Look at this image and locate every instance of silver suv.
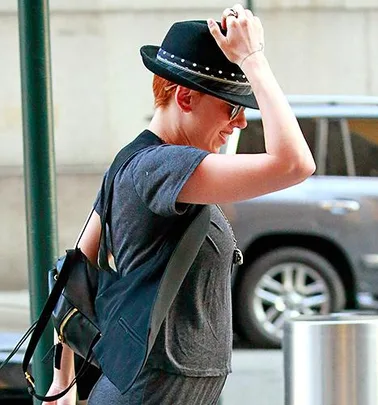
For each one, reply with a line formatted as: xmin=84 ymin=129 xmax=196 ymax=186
xmin=221 ymin=95 xmax=378 ymax=348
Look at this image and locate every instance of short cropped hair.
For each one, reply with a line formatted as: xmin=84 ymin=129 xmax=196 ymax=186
xmin=152 ymin=75 xmax=178 ymax=109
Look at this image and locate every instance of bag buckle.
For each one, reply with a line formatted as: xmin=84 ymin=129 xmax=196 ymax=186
xmin=25 ymin=371 xmax=35 ymax=388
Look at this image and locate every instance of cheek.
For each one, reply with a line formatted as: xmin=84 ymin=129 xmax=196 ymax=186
xmin=196 ymin=105 xmax=228 ymax=135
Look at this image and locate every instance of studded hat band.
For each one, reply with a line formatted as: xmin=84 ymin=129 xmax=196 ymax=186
xmin=156 ymin=48 xmax=253 ymax=96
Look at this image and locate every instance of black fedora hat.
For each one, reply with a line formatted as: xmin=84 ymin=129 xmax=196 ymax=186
xmin=140 ymin=20 xmax=259 ymax=109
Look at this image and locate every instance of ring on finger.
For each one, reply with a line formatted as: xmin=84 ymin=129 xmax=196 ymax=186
xmin=227 ymin=8 xmax=238 ymax=18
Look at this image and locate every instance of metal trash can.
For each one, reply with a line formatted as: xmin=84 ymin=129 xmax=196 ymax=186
xmin=284 ymin=313 xmax=378 ymax=405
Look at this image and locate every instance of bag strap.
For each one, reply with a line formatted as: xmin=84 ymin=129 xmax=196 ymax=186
xmin=25 ymin=325 xmax=99 ymax=402
xmin=21 ymin=248 xmax=90 ymax=401
xmin=147 ymin=204 xmax=210 ymax=357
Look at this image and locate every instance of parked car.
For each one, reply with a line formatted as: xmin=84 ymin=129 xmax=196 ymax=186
xmin=221 ymin=95 xmax=378 ymax=348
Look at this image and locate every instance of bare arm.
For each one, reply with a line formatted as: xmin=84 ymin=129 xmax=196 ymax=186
xmin=178 ymin=5 xmax=315 ymax=204
xmin=77 ymin=210 xmax=102 ymax=264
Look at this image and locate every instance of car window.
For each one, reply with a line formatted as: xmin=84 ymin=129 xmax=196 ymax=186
xmin=348 ymin=119 xmax=378 ymax=177
xmin=236 ymin=118 xmax=378 ymax=177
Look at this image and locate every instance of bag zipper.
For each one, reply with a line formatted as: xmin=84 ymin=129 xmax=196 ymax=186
xmin=58 ymin=308 xmax=78 ymax=343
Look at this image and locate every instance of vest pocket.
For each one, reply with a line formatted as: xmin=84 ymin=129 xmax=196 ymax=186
xmin=118 ymin=316 xmax=145 ymax=347
xmin=92 ymin=315 xmax=148 ymax=394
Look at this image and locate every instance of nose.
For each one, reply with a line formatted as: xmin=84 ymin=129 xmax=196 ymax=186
xmin=232 ymin=109 xmax=247 ymax=129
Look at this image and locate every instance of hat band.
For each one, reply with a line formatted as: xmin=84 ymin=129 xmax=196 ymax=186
xmin=157 ymin=48 xmax=253 ymax=96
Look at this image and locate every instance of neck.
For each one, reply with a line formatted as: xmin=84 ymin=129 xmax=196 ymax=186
xmin=148 ymin=107 xmax=190 ymax=146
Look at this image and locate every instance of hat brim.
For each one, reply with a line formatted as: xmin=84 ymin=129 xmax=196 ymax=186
xmin=140 ymin=45 xmax=259 ymax=110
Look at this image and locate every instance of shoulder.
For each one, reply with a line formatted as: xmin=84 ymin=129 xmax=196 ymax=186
xmin=135 ymin=143 xmax=208 ymax=160
xmin=126 ymin=144 xmax=209 ymax=216
xmin=129 ymin=143 xmax=209 ymax=174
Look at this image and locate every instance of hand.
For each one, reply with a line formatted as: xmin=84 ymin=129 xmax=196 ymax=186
xmin=207 ymin=4 xmax=264 ymax=67
xmin=41 ymin=380 xmax=77 ymax=405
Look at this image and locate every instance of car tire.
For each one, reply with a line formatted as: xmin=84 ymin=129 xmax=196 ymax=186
xmin=234 ymin=247 xmax=346 ymax=348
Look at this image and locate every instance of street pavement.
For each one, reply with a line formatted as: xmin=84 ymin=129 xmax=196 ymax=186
xmin=222 ymin=350 xmax=284 ymax=405
xmin=0 ymin=291 xmax=285 ymax=405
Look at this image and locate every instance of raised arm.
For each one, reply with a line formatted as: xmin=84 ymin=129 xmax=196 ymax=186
xmin=177 ymin=5 xmax=315 ymax=204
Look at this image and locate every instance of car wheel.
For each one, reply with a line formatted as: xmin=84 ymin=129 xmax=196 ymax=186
xmin=235 ymin=247 xmax=346 ymax=348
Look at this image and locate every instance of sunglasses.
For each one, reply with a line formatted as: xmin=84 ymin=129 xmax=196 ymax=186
xmin=227 ymin=102 xmax=245 ymax=120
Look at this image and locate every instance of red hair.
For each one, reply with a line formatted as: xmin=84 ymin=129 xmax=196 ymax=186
xmin=152 ymin=75 xmax=178 ymax=109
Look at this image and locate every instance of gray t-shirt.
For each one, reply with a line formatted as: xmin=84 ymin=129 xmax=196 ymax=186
xmin=95 ymin=130 xmax=234 ymax=377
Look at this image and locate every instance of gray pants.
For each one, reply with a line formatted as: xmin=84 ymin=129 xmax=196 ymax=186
xmin=87 ymin=366 xmax=227 ymax=405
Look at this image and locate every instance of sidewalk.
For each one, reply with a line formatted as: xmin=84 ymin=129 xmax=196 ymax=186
xmin=0 ymin=290 xmax=31 ymax=332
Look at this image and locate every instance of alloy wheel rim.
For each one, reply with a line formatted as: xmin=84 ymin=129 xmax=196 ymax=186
xmin=253 ymin=262 xmax=331 ymax=341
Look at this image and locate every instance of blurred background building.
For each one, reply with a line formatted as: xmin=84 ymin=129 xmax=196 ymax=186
xmin=1 ymin=0 xmax=377 ymax=289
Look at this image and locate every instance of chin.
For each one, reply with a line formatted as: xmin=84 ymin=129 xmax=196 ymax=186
xmin=200 ymin=143 xmax=219 ymax=153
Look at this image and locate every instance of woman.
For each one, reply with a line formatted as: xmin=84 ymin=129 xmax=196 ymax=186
xmin=44 ymin=4 xmax=315 ymax=405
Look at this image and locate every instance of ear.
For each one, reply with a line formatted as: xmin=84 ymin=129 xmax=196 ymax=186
xmin=175 ymin=86 xmax=193 ymax=113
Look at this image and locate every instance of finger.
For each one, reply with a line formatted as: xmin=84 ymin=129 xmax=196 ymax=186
xmin=207 ymin=19 xmax=226 ymax=47
xmin=253 ymin=15 xmax=263 ymax=29
xmin=245 ymin=9 xmax=254 ymax=19
xmin=232 ymin=4 xmax=247 ymax=19
xmin=221 ymin=8 xmax=235 ymax=30
xmin=222 ymin=7 xmax=233 ymax=19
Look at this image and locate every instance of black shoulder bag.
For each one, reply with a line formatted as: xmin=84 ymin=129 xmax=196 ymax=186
xmin=0 ymin=132 xmax=210 ymax=402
